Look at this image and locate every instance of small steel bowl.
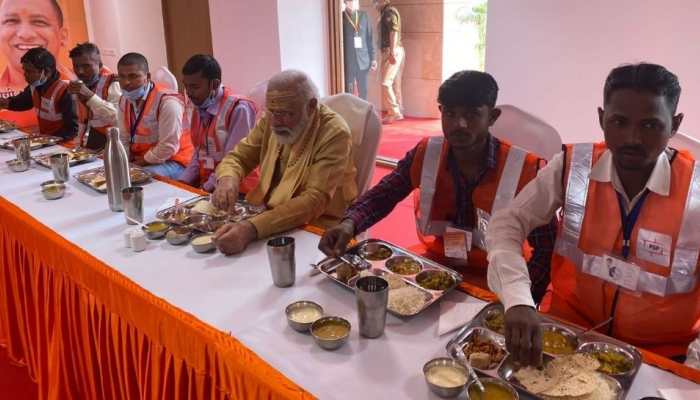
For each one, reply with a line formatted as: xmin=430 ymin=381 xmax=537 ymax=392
xmin=422 ymin=357 xmax=468 ymax=398
xmin=577 ymin=341 xmax=638 ymax=377
xmin=310 ymin=316 xmax=351 ymax=351
xmin=191 ymin=234 xmax=216 ymax=253
xmin=285 ymin=301 xmax=324 ymax=332
xmin=359 ymin=242 xmax=393 ymax=260
xmin=415 ymin=269 xmax=456 ymax=291
xmin=541 ymin=323 xmax=579 ymax=355
xmin=165 ymin=226 xmax=192 ymax=245
xmin=7 ymin=159 xmax=30 ymax=172
xmin=466 ymin=377 xmax=519 ymax=400
xmin=385 ymin=255 xmax=422 ymax=275
xmin=41 ymin=182 xmax=65 ymax=200
xmin=142 ymin=221 xmax=170 ymax=240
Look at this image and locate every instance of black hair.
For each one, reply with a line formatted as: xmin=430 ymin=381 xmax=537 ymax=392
xmin=604 ymin=63 xmax=681 ymax=113
xmin=182 ymin=54 xmax=221 ymax=81
xmin=69 ymin=42 xmax=100 ymax=59
xmin=438 ymin=70 xmax=498 ymax=108
xmin=20 ymin=47 xmax=56 ymax=73
xmin=118 ymin=52 xmax=149 ymax=73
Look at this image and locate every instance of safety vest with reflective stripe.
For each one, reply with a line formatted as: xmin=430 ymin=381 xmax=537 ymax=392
xmin=77 ymin=67 xmax=117 ymax=146
xmin=186 ymin=87 xmax=256 ymax=183
xmin=31 ymin=79 xmax=70 ymax=137
xmin=119 ymin=83 xmax=194 ymax=167
xmin=409 ymin=136 xmax=541 ymax=268
xmin=549 ymin=142 xmax=700 ymax=357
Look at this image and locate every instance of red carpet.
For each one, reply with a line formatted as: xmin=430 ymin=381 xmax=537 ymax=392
xmin=377 ymin=117 xmax=441 ymax=160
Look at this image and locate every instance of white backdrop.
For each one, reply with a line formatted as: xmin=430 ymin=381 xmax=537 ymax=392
xmin=485 ymin=0 xmax=700 ymax=144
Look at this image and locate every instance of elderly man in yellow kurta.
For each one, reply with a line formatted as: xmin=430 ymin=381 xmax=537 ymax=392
xmin=211 ymin=70 xmax=358 ymax=255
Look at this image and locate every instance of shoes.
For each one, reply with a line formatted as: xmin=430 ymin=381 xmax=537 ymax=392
xmin=382 ymin=114 xmax=404 ymax=124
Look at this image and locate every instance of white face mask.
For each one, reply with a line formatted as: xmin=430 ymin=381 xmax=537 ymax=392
xmin=30 ymin=72 xmax=47 ymax=89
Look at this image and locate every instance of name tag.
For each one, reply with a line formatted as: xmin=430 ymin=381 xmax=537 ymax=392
xmin=636 ymin=228 xmax=672 ymax=267
xmin=444 ymin=226 xmax=472 ymax=260
xmin=591 ymin=255 xmax=641 ymax=291
xmin=41 ymin=97 xmax=53 ymax=109
xmin=201 ymin=156 xmax=215 ymax=170
xmin=354 ymin=36 xmax=363 ymax=49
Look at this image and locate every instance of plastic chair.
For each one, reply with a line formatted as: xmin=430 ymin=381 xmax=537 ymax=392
xmin=152 ymin=66 xmax=178 ymax=92
xmin=321 ymin=93 xmax=382 ymax=196
xmin=491 ymin=104 xmax=562 ymax=160
xmin=669 ymin=132 xmax=700 ymax=158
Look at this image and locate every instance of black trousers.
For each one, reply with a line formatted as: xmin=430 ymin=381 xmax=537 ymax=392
xmin=345 ymin=67 xmax=369 ymax=100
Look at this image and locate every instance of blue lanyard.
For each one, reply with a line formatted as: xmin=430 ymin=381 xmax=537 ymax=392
xmin=615 ymin=189 xmax=651 ymax=259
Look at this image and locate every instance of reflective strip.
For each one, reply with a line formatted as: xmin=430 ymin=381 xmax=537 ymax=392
xmin=472 ymin=208 xmax=490 ymax=251
xmin=417 ymin=136 xmax=444 ymax=235
xmin=38 ymin=110 xmax=63 ymax=121
xmin=132 ymin=133 xmax=159 ymax=144
xmin=491 ymin=146 xmax=527 ymax=213
xmin=668 ymin=161 xmax=700 ymax=293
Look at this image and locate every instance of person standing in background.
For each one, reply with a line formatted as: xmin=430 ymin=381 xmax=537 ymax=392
xmin=373 ymin=0 xmax=404 ymax=124
xmin=342 ymin=0 xmax=376 ymax=100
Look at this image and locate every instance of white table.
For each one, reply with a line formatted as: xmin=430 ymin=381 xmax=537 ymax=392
xmin=0 ymin=137 xmax=697 ymax=399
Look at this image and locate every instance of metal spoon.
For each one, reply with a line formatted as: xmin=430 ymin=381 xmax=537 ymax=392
xmin=578 ymin=317 xmax=614 ymax=338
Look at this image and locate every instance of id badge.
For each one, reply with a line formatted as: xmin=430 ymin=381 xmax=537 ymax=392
xmin=592 ymin=254 xmax=641 ymax=291
xmin=202 ymin=156 xmax=215 ymax=170
xmin=354 ymin=36 xmax=363 ymax=49
xmin=443 ymin=226 xmax=472 ymax=260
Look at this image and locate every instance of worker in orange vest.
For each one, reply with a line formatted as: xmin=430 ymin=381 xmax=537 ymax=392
xmin=487 ymin=63 xmax=700 ymax=365
xmin=0 ymin=47 xmax=77 ymax=140
xmin=116 ymin=52 xmax=194 ymax=179
xmin=178 ymin=54 xmax=256 ymax=192
xmin=67 ymin=42 xmax=121 ymax=150
xmin=319 ymin=70 xmax=556 ymax=299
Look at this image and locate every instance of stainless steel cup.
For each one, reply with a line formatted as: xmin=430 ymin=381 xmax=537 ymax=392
xmin=121 ymin=186 xmax=144 ymax=224
xmin=50 ymin=153 xmax=70 ymax=182
xmin=13 ymin=137 xmax=30 ymax=162
xmin=355 ymin=276 xmax=389 ymax=338
xmin=266 ymin=236 xmax=295 ymax=287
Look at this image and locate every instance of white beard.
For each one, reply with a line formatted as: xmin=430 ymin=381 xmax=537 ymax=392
xmin=273 ymin=111 xmax=309 ymax=145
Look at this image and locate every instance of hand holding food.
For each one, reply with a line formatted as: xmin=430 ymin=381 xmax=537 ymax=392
xmin=504 ymin=305 xmax=543 ymax=367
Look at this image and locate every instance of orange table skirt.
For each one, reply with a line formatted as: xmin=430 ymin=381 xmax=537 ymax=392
xmin=0 ymin=195 xmax=315 ymax=400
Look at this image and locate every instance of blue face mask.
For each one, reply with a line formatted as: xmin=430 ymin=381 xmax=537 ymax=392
xmin=123 ymin=83 xmax=149 ymax=101
xmin=30 ymin=73 xmax=47 ymax=89
xmin=198 ymin=91 xmax=216 ymax=111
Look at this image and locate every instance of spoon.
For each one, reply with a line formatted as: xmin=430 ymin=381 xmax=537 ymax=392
xmin=453 ymin=345 xmax=485 ymax=392
xmin=125 ymin=215 xmax=148 ymax=230
xmin=578 ymin=317 xmax=614 ymax=337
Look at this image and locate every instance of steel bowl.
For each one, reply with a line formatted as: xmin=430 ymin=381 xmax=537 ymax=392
xmin=7 ymin=159 xmax=30 ymax=172
xmin=165 ymin=226 xmax=192 ymax=245
xmin=466 ymin=377 xmax=519 ymax=400
xmin=422 ymin=357 xmax=468 ymax=398
xmin=415 ymin=269 xmax=456 ymax=291
xmin=577 ymin=341 xmax=639 ymax=377
xmin=385 ymin=255 xmax=422 ymax=275
xmin=191 ymin=234 xmax=216 ymax=253
xmin=184 ymin=214 xmax=213 ymax=232
xmin=285 ymin=300 xmax=323 ymax=333
xmin=359 ymin=241 xmax=393 ymax=260
xmin=541 ymin=323 xmax=579 ymax=355
xmin=41 ymin=182 xmax=65 ymax=200
xmin=310 ymin=316 xmax=350 ymax=351
xmin=142 ymin=221 xmax=170 ymax=240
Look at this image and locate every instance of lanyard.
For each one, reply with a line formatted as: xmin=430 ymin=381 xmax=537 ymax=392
xmin=447 ymin=153 xmax=470 ymax=228
xmin=615 ymin=189 xmax=651 ymax=259
xmin=128 ymin=84 xmax=154 ymax=143
xmin=194 ymin=110 xmax=221 ymax=156
xmin=345 ymin=11 xmax=360 ymax=33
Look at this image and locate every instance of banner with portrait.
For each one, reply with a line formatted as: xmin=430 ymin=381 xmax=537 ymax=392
xmin=0 ymin=0 xmax=89 ymax=128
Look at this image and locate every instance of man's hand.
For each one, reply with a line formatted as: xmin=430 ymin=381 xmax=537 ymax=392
xmin=132 ymin=154 xmax=148 ymax=166
xmin=370 ymin=60 xmax=378 ymax=71
xmin=67 ymin=81 xmax=95 ymax=103
xmin=213 ymin=221 xmax=257 ymax=255
xmin=212 ymin=176 xmax=239 ymax=212
xmin=318 ymin=219 xmax=355 ymax=257
xmin=0 ymin=97 xmax=9 ymax=109
xmin=505 ymin=305 xmax=543 ymax=367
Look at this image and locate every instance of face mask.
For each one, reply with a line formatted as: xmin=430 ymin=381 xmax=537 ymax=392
xmin=123 ymin=83 xmax=148 ymax=101
xmin=30 ymin=73 xmax=47 ymax=89
xmin=83 ymin=74 xmax=100 ymax=87
xmin=198 ymin=91 xmax=216 ymax=111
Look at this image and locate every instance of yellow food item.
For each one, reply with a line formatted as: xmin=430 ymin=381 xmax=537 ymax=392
xmin=288 ymin=306 xmax=322 ymax=324
xmin=425 ymin=365 xmax=467 ymax=388
xmin=417 ymin=271 xmax=453 ymax=290
xmin=543 ymin=330 xmax=575 ymax=355
xmin=591 ymin=350 xmax=633 ymax=375
xmin=485 ymin=311 xmax=505 ymax=334
xmin=313 ymin=322 xmax=348 ymax=340
xmin=468 ymin=382 xmax=515 ymax=400
xmin=192 ymin=235 xmax=213 ymax=246
xmin=146 ymin=222 xmax=168 ymax=233
xmin=388 ymin=258 xmax=421 ymax=275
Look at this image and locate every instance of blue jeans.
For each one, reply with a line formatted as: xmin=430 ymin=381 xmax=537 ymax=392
xmin=143 ymin=161 xmax=184 ymax=179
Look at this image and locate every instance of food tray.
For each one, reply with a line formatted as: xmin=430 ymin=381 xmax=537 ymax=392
xmin=74 ymin=165 xmax=153 ymax=193
xmin=33 ymin=149 xmax=98 ymax=168
xmin=155 ymin=195 xmax=266 ymax=230
xmin=0 ymin=135 xmax=62 ymax=150
xmin=315 ymin=239 xmax=463 ymax=317
xmin=445 ymin=302 xmax=642 ymax=399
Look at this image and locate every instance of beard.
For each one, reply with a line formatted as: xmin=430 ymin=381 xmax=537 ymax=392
xmin=273 ymin=109 xmax=310 ymax=145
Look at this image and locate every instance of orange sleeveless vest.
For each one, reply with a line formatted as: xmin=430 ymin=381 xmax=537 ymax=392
xmin=187 ymin=87 xmax=256 ymax=183
xmin=547 ymin=142 xmax=700 ymax=357
xmin=31 ymin=79 xmax=70 ymax=137
xmin=76 ymin=66 xmax=117 ymax=146
xmin=119 ymin=83 xmax=194 ymax=166
xmin=409 ymin=136 xmax=541 ymax=269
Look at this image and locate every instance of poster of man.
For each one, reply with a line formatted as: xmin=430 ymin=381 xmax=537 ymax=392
xmin=0 ymin=0 xmax=88 ymax=128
